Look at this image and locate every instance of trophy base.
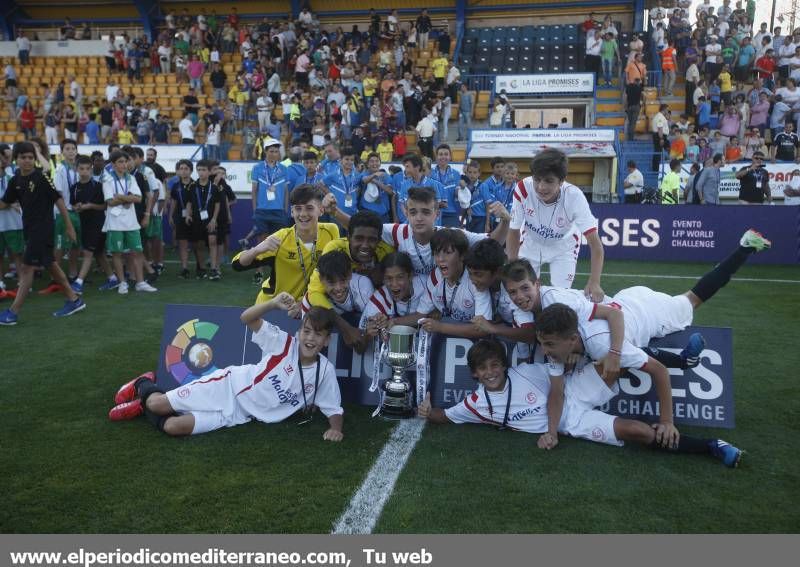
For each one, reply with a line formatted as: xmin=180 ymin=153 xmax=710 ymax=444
xmin=377 ymin=405 xmax=417 ymax=420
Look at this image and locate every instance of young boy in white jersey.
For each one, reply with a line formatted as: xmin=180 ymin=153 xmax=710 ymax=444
xmin=300 ymin=250 xmax=374 ymax=351
xmin=464 ymin=239 xmax=537 ymax=352
xmin=534 ymin=305 xmax=743 ymax=467
xmin=325 ymin=185 xmax=511 ymax=286
xmin=108 ymin=293 xmax=345 ymax=442
xmin=0 ymin=143 xmax=22 ymax=299
xmin=102 ymin=150 xmax=157 ymax=295
xmin=507 ymin=148 xmax=606 ymax=302
xmin=52 ymin=139 xmax=81 ymax=284
xmin=360 ymin=252 xmax=427 ymax=338
xmin=416 ymin=228 xmax=492 ymax=338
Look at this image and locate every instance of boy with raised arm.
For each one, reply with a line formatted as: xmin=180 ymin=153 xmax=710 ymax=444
xmin=109 ymin=292 xmax=344 ymax=441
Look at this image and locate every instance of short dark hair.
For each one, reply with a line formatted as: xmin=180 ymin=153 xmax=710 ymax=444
xmin=536 ymin=303 xmax=578 ymax=338
xmin=406 ymin=185 xmax=437 ymax=205
xmin=366 ymin=151 xmax=381 ymax=162
xmin=464 ymin=239 xmax=507 ymax=272
xmin=90 ymin=150 xmax=104 ymax=160
xmin=430 ymin=228 xmax=469 ymax=256
xmin=490 ymin=157 xmax=505 ymax=168
xmin=530 ymin=148 xmax=568 ymax=180
xmin=302 ymin=306 xmax=336 ymax=335
xmin=196 ymin=159 xmax=213 ymax=170
xmin=712 ymin=153 xmax=724 ymax=164
xmin=500 ymin=259 xmax=538 ymax=283
xmin=669 ymin=158 xmax=682 ymax=169
xmin=60 ymin=139 xmax=78 ymax=150
xmin=12 ymin=142 xmax=35 ymax=161
xmin=176 ymin=159 xmax=193 ymax=171
xmin=75 ymin=155 xmax=92 ymax=167
xmin=348 ymin=210 xmax=382 ymax=235
xmin=436 ymin=143 xmax=451 ymax=154
xmin=381 ymin=251 xmax=414 ymax=275
xmin=317 ymin=250 xmax=352 ymax=281
xmin=109 ymin=150 xmax=129 ymax=164
xmin=402 ymin=153 xmax=423 ymax=169
xmin=302 ymin=151 xmax=318 ymax=161
xmin=467 ymin=339 xmax=508 ymax=372
xmin=626 ymin=160 xmax=637 ymax=168
xmin=289 ymin=183 xmax=325 ymax=205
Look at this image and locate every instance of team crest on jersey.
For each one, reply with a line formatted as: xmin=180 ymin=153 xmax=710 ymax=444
xmin=463 ymin=299 xmax=474 ymax=309
xmin=591 ymin=427 xmax=605 ymax=440
xmin=526 ymin=391 xmax=537 ymax=404
xmin=556 ymin=217 xmax=566 ymax=227
xmin=284 ymin=363 xmax=294 ymax=375
xmin=177 ymin=387 xmax=190 ymax=399
xmin=304 ymin=383 xmax=314 ymax=394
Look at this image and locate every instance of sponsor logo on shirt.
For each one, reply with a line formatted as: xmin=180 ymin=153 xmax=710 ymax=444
xmin=284 ymin=363 xmax=294 ymax=375
xmin=524 ymin=220 xmax=568 ymax=240
xmin=510 ymin=405 xmax=543 ymax=422
xmin=269 ymin=374 xmax=300 ymax=406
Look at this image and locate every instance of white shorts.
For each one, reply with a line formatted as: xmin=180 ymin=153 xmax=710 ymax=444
xmin=612 ymin=287 xmax=694 ymax=347
xmin=528 ymin=252 xmax=578 ymax=288
xmin=559 ymin=363 xmax=622 ymax=446
xmin=166 ymin=369 xmax=252 ymax=435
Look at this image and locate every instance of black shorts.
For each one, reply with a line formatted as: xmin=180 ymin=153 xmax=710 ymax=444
xmin=81 ymin=222 xmax=106 ymax=253
xmin=189 ymin=221 xmax=216 ymax=243
xmin=173 ymin=217 xmax=192 ymax=241
xmin=23 ymin=236 xmax=55 ymax=267
xmin=217 ymin=222 xmax=231 ymax=237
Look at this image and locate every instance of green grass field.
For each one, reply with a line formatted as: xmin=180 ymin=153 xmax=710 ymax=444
xmin=2 ymin=258 xmax=799 ymax=533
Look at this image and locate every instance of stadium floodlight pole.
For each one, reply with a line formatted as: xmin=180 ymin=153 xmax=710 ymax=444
xmin=772 ymin=0 xmax=777 ymax=31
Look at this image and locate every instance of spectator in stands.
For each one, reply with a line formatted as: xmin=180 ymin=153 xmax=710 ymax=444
xmin=60 ymin=18 xmax=76 ymax=41
xmin=69 ymin=75 xmax=82 ymax=110
xmin=742 ymin=127 xmax=765 ymax=159
xmin=770 ymin=121 xmax=800 ymax=162
xmin=179 ymin=112 xmax=196 ymax=144
xmin=651 ymin=104 xmax=670 ymax=170
xmin=625 ymin=51 xmax=647 ymax=86
xmin=624 ymin=77 xmax=642 ymax=141
xmin=600 ymin=32 xmax=620 ymax=87
xmin=187 ymin=55 xmax=205 ymax=91
xmin=457 ymin=83 xmax=473 ymax=142
xmin=585 ymin=24 xmax=602 ymax=80
xmin=417 ymin=9 xmax=432 ymax=50
xmin=416 ymin=111 xmax=436 ymax=158
xmin=16 ymin=31 xmax=31 ymax=66
xmin=44 ymin=106 xmax=60 ymax=145
xmin=623 ymin=160 xmax=643 ymax=203
xmin=183 ymin=87 xmax=201 ymax=125
xmin=736 ymin=151 xmax=772 ymax=204
xmin=660 ymin=39 xmax=677 ymax=95
xmin=724 ymin=136 xmax=743 ymax=162
xmin=4 ymin=62 xmax=16 ymax=89
xmin=19 ymin=101 xmax=36 ymax=140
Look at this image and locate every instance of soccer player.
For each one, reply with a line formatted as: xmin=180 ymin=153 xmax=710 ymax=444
xmin=108 ymin=293 xmax=345 ymax=442
xmin=415 ymin=229 xmax=492 ymax=339
xmin=103 ymin=151 xmax=157 ymax=295
xmin=185 ymin=159 xmax=221 ymax=280
xmin=507 ymin=148 xmax=606 ymax=302
xmin=464 ymin=239 xmax=537 ymax=351
xmin=534 ymin=306 xmax=743 ymax=466
xmin=69 ymin=155 xmax=113 ymax=294
xmin=232 ymin=184 xmax=340 ymax=304
xmin=122 ymin=146 xmax=158 ymax=285
xmin=360 ymin=252 xmax=428 ymax=336
xmin=306 ymin=210 xmax=393 ymax=310
xmin=0 ymin=143 xmax=23 ymax=299
xmin=300 ymin=250 xmax=374 ymax=351
xmin=167 ymin=159 xmax=195 ymax=279
xmin=0 ymin=142 xmax=86 ymax=324
xmin=418 ymin=338 xmax=743 ymax=467
xmin=50 ymin=138 xmax=82 ymax=289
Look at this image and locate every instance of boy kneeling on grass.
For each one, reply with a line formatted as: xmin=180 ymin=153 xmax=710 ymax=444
xmin=108 ymin=292 xmax=344 ymax=441
xmin=418 ymin=336 xmax=743 ymax=467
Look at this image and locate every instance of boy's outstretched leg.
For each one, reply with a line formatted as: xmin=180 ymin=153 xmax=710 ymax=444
xmin=686 ymin=228 xmax=771 ymax=309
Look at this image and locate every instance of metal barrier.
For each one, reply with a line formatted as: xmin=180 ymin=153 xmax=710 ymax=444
xmin=462 ymin=74 xmax=495 ymax=92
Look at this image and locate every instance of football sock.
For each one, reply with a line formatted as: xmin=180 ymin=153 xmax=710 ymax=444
xmin=642 ymin=347 xmax=687 ymax=369
xmin=691 ymin=246 xmax=752 ymax=302
xmin=75 ymin=278 xmax=84 ymax=285
xmin=136 ymin=380 xmax=163 ymax=405
xmin=144 ymin=407 xmax=169 ymax=432
xmin=651 ymin=435 xmax=710 ymax=454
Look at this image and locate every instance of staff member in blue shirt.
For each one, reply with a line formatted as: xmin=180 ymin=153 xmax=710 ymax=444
xmin=250 ymin=138 xmax=289 ymax=284
xmin=322 ymin=147 xmax=361 ymax=234
xmin=430 ymin=144 xmax=463 ymax=227
xmin=359 ymin=152 xmax=394 ymax=223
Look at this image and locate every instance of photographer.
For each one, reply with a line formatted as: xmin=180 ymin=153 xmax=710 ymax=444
xmin=735 ymin=151 xmax=773 ymax=205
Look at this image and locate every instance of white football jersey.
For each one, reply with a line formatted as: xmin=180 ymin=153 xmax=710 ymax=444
xmin=444 ymin=363 xmax=551 ymax=433
xmin=417 ymin=266 xmax=492 ymax=322
xmin=54 ymin=162 xmax=79 ymax=213
xmin=359 ymin=279 xmax=427 ymax=330
xmin=381 ymin=223 xmax=488 ymax=280
xmin=301 ymin=273 xmax=374 ymax=315
xmin=510 ymin=179 xmax=598 ymax=263
xmin=224 ymin=322 xmax=342 ymax=422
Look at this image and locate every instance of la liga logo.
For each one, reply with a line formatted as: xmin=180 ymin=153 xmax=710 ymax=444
xmin=165 ymin=319 xmax=221 ymax=385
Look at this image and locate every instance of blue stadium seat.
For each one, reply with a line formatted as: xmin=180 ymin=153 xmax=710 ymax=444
xmin=506 ymin=45 xmax=518 ymax=56
xmin=506 ymin=36 xmax=518 ymax=46
xmin=518 ymin=63 xmax=532 ymax=73
xmin=492 ymin=36 xmax=505 ymax=47
xmin=489 ymin=65 xmax=502 ymax=74
xmin=550 ymin=25 xmax=563 ymax=43
xmin=494 ymin=27 xmax=508 ymax=38
xmin=519 ymin=35 xmax=533 ymax=46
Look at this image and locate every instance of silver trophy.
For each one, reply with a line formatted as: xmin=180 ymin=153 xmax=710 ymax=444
xmin=379 ymin=325 xmax=418 ymax=419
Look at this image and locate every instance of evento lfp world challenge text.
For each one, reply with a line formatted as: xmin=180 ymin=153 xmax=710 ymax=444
xmin=6 ymin=547 xmax=435 ymax=567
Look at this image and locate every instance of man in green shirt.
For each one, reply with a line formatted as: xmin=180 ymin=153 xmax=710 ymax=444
xmin=660 ymin=159 xmax=682 ymax=205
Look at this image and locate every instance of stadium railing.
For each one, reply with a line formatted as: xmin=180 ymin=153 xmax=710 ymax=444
xmin=461 ymin=74 xmax=495 ymax=92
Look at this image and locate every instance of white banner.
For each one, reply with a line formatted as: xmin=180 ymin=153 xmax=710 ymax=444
xmin=494 ymin=73 xmax=595 ymax=95
xmin=469 ymin=141 xmax=617 ymax=159
xmin=470 ymin=128 xmax=616 ymax=144
xmin=660 ymin=161 xmax=793 ymax=200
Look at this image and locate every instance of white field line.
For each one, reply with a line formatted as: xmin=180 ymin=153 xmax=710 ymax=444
xmin=159 ymin=260 xmax=800 ymax=284
xmin=331 ymin=418 xmax=426 ymax=534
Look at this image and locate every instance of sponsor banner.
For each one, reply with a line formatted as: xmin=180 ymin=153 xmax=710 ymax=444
xmin=659 ymin=161 xmax=795 ymax=200
xmin=494 ymin=73 xmax=595 ymax=95
xmin=49 ymin=144 xmax=203 ymax=172
xmin=469 ymin=141 xmax=616 ymax=159
xmin=588 ymin=203 xmax=799 ymax=264
xmin=470 ymin=128 xmax=616 ymax=143
xmin=157 ymin=306 xmax=734 ymax=428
